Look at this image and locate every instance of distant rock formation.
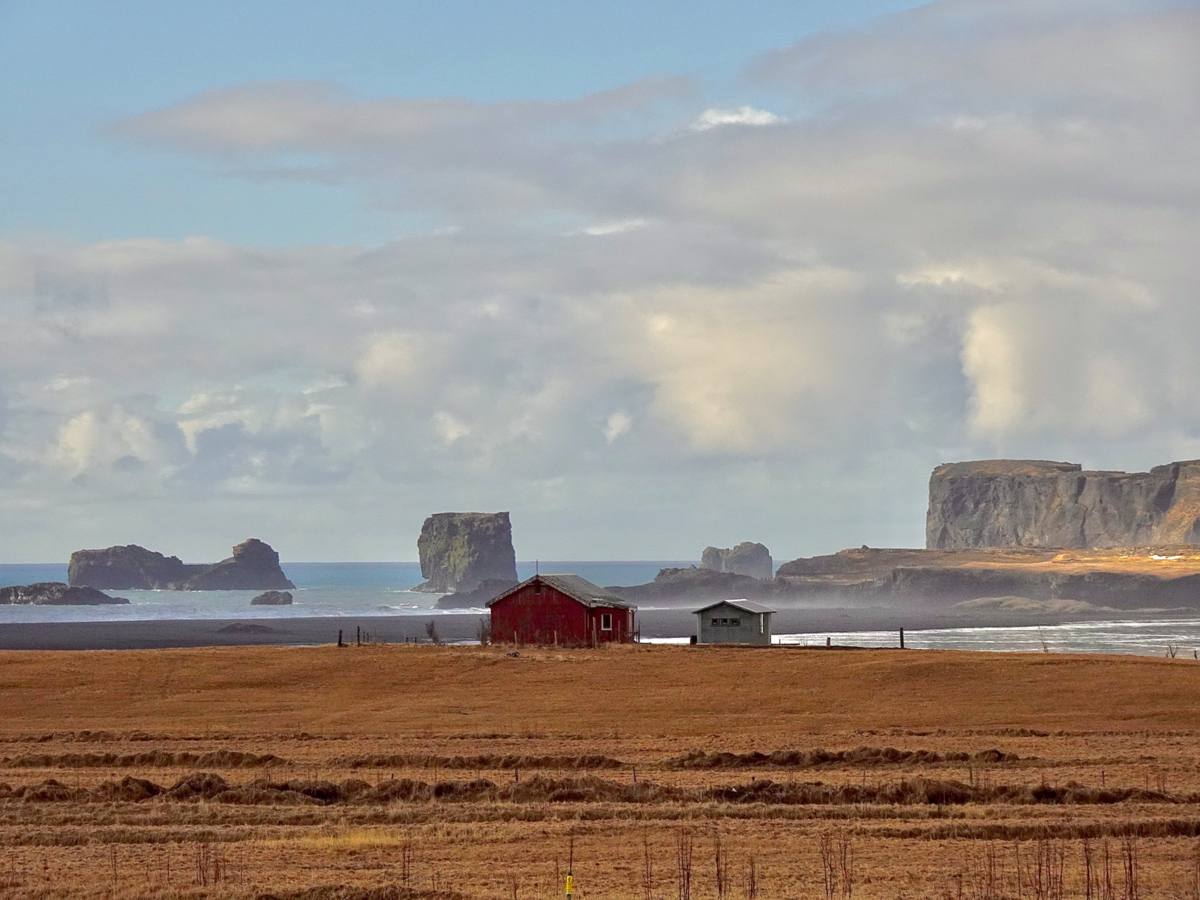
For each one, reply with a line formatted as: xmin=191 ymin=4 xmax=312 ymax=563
xmin=0 ymin=583 xmax=129 ymax=605
xmin=183 ymin=540 xmax=295 ymax=590
xmin=927 ymin=460 xmax=1200 ymax=549
xmin=416 ymin=512 xmax=517 ymax=593
xmin=250 ymin=590 xmax=293 ymax=606
xmin=67 ymin=545 xmax=192 ymax=590
xmin=68 ymin=539 xmax=294 ymax=590
xmin=700 ymin=542 xmax=774 ymax=580
xmin=612 ymin=566 xmax=779 ymax=606
xmin=435 ymin=578 xmax=517 ymax=609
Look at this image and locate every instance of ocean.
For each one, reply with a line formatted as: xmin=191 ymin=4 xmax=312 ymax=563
xmin=0 ymin=560 xmax=688 ymax=624
xmin=5 ymin=561 xmax=1200 ymax=656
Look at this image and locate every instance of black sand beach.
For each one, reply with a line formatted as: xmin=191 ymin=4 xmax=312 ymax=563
xmin=0 ymin=605 xmax=1175 ymax=650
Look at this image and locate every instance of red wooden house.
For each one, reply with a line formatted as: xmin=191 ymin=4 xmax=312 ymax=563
xmin=487 ymin=574 xmax=636 ymax=646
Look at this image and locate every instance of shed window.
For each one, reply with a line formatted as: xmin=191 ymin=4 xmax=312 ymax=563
xmin=729 ymin=617 xmax=740 ymax=627
xmin=600 ymin=612 xmax=613 ymax=631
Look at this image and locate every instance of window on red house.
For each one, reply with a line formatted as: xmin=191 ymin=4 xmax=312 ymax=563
xmin=600 ymin=613 xmax=612 ymax=631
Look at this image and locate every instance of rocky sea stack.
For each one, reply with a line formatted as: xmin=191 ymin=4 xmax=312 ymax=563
xmin=0 ymin=583 xmax=129 ymax=605
xmin=68 ymin=538 xmax=294 ymax=591
xmin=416 ymin=512 xmax=518 ymax=593
xmin=184 ymin=539 xmax=295 ymax=590
xmin=250 ymin=590 xmax=293 ymax=606
xmin=927 ymin=459 xmax=1200 ymax=549
xmin=700 ymin=542 xmax=774 ymax=580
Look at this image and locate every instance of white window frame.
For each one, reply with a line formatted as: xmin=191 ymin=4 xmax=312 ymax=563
xmin=600 ymin=612 xmax=613 ymax=631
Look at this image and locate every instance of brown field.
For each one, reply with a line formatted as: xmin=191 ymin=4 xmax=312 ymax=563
xmin=4 ymin=644 xmax=1200 ymax=898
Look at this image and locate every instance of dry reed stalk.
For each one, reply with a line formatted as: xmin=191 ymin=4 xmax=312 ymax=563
xmin=1121 ymin=834 xmax=1139 ymax=900
xmin=676 ymin=827 xmax=693 ymax=900
xmin=712 ymin=828 xmax=730 ymax=899
xmin=819 ymin=830 xmax=855 ymax=899
xmin=743 ymin=854 xmax=760 ymax=900
xmin=641 ymin=831 xmax=654 ymax=900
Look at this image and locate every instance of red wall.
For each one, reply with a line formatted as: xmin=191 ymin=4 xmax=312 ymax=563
xmin=490 ymin=583 xmax=634 ymax=646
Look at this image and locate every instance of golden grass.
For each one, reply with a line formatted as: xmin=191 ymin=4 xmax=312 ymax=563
xmin=3 ymin=645 xmax=1200 ymax=897
xmin=5 ymin=643 xmax=1200 ymax=737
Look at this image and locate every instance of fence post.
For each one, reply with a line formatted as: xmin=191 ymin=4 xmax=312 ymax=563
xmin=899 ymin=628 xmax=905 ymax=649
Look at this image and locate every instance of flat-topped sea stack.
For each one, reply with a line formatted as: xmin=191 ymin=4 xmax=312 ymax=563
xmin=67 ymin=545 xmax=193 ymax=590
xmin=416 ymin=512 xmax=518 ymax=593
xmin=700 ymin=542 xmax=773 ymax=580
xmin=68 ymin=539 xmax=294 ymax=590
xmin=927 ymin=459 xmax=1200 ymax=549
xmin=0 ymin=583 xmax=129 ymax=605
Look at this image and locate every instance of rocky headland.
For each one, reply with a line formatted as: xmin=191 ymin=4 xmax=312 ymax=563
xmin=416 ymin=512 xmax=517 ymax=593
xmin=700 ymin=542 xmax=773 ymax=579
xmin=927 ymin=459 xmax=1200 ymax=549
xmin=0 ymin=583 xmax=129 ymax=605
xmin=68 ymin=539 xmax=294 ymax=591
xmin=609 ymin=545 xmax=1200 ymax=613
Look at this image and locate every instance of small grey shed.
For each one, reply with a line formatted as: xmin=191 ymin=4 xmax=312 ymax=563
xmin=694 ymin=599 xmax=776 ymax=645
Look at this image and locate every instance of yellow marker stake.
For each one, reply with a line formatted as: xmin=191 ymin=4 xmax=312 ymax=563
xmin=565 ymin=873 xmax=575 ymax=897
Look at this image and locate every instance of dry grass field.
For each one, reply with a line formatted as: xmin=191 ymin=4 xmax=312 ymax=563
xmin=5 ymin=643 xmax=1200 ymax=898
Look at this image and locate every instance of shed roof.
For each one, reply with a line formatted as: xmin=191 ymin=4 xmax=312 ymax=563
xmin=488 ymin=574 xmax=635 ymax=610
xmin=693 ymin=598 xmax=776 ymax=615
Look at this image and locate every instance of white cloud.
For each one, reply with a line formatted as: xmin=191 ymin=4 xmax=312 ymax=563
xmin=689 ymin=106 xmax=782 ymax=132
xmin=356 ymin=332 xmax=419 ymax=389
xmin=574 ymin=218 xmax=650 ymax=237
xmin=432 ymin=410 xmax=471 ymax=445
xmin=54 ymin=406 xmax=183 ymax=477
xmin=961 ymin=305 xmax=1028 ymax=436
xmin=603 ymin=411 xmax=632 ymax=444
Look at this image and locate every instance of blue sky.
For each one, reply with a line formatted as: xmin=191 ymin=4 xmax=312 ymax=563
xmin=2 ymin=1 xmax=921 ymax=246
xmin=1 ymin=1 xmax=1197 ymax=562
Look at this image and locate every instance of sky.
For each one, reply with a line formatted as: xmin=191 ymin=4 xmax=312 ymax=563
xmin=1 ymin=0 xmax=1198 ymax=563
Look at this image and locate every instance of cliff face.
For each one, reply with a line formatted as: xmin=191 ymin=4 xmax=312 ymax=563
xmin=416 ymin=512 xmax=518 ymax=593
xmin=68 ymin=539 xmax=294 ymax=590
xmin=700 ymin=542 xmax=774 ymax=580
xmin=926 ymin=460 xmax=1200 ymax=549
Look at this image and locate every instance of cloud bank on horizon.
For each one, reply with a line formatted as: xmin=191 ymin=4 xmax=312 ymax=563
xmin=1 ymin=0 xmax=1197 ymax=561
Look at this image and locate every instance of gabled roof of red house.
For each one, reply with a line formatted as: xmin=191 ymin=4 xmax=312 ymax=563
xmin=487 ymin=574 xmax=635 ymax=610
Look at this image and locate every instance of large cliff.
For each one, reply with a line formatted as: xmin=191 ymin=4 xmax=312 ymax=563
xmin=416 ymin=512 xmax=518 ymax=593
xmin=926 ymin=460 xmax=1200 ymax=550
